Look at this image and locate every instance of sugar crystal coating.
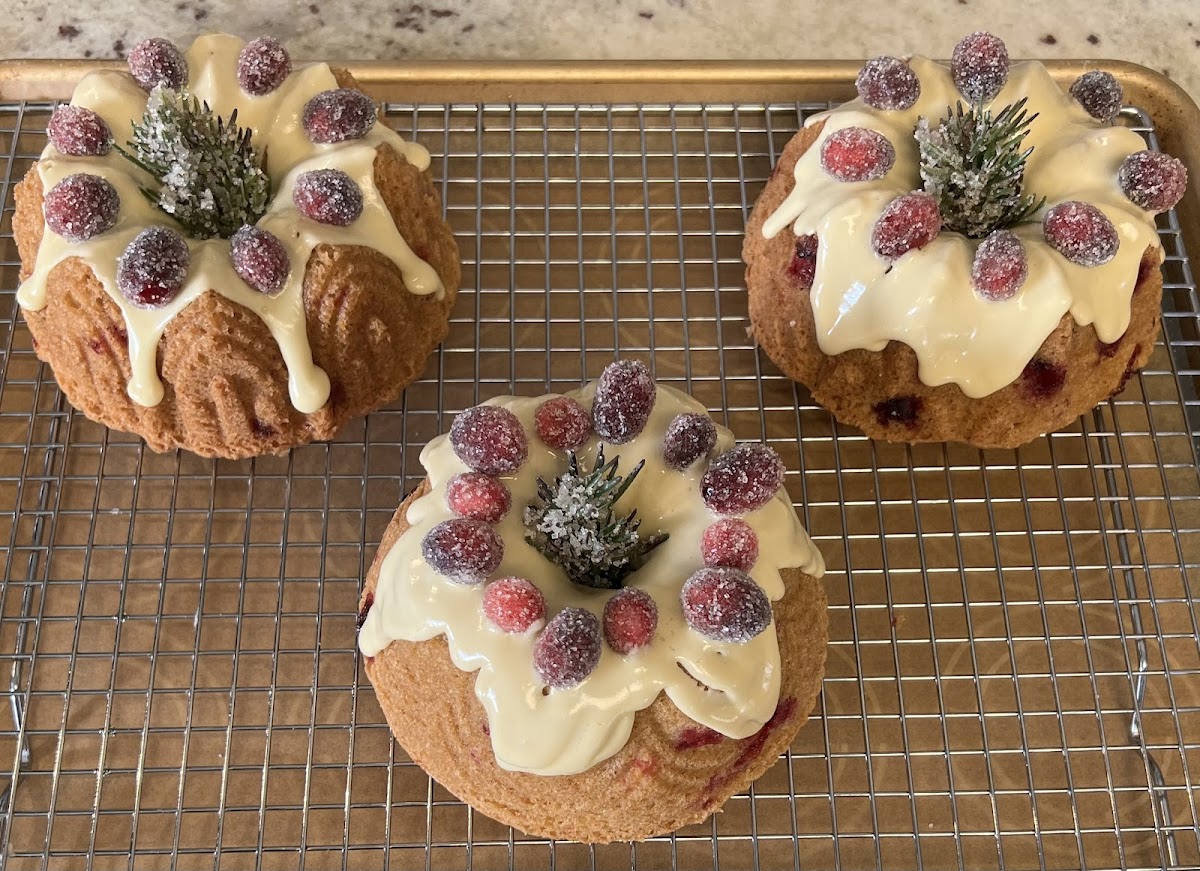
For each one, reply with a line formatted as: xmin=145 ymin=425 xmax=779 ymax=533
xmin=681 ymin=567 xmax=772 ymax=643
xmin=446 ymin=472 xmax=511 ymax=523
xmin=450 ymin=405 xmax=528 ymax=474
xmin=701 ymin=518 xmax=759 ymax=571
xmin=786 ymin=234 xmax=818 ymax=288
xmin=971 ymin=229 xmax=1028 ymax=301
xmin=533 ymin=607 xmax=602 ymax=688
xmin=871 ymin=192 xmax=942 ymax=260
xmin=128 ymin=38 xmax=188 ymax=91
xmin=116 ymin=226 xmax=190 ymax=309
xmin=1069 ymin=71 xmax=1123 ymax=123
xmin=855 ymin=56 xmax=921 ymax=111
xmin=1043 ymin=201 xmax=1118 ymax=266
xmin=534 ymin=396 xmax=591 ymax=451
xmin=47 ymin=105 xmax=112 ymax=157
xmin=482 ymin=577 xmax=546 ymax=634
xmin=230 ymin=225 xmax=290 ymax=295
xmin=602 ymin=588 xmax=657 ymax=655
xmin=951 ymin=31 xmax=1009 ymax=104
xmin=237 ymin=36 xmax=292 ymax=96
xmin=44 ymin=173 xmax=120 ymax=242
xmin=700 ymin=443 xmax=785 ymax=515
xmin=591 ymin=359 xmax=655 ymax=444
xmin=302 ymin=88 xmax=378 ymax=144
xmin=1118 ymin=150 xmax=1188 ymax=213
xmin=662 ymin=412 xmax=717 ymax=470
xmin=819 ymin=126 xmax=896 ymax=183
xmin=292 ymin=169 xmax=363 ymax=226
xmin=421 ymin=518 xmax=504 ymax=585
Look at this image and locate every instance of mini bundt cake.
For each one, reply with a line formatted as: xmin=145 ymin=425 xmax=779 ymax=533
xmin=15 ymin=33 xmax=460 ymax=458
xmin=358 ymin=361 xmax=828 ymax=843
xmin=744 ymin=32 xmax=1187 ymax=448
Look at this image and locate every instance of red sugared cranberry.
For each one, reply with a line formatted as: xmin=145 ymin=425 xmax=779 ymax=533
xmin=482 ymin=577 xmax=546 ymax=634
xmin=700 ymin=443 xmax=785 ymax=515
xmin=446 ymin=472 xmax=511 ymax=523
xmin=1070 ymin=71 xmax=1123 ymax=123
xmin=302 ymin=88 xmax=378 ymax=144
xmin=534 ymin=396 xmax=591 ymax=450
xmin=450 ymin=405 xmax=528 ymax=474
xmin=116 ymin=226 xmax=190 ymax=308
xmin=230 ymin=225 xmax=290 ymax=295
xmin=819 ymin=127 xmax=896 ymax=183
xmin=128 ymin=38 xmax=188 ymax=91
xmin=786 ymin=234 xmax=818 ymax=288
xmin=952 ymin=31 xmax=1009 ymax=104
xmin=1043 ymin=201 xmax=1118 ymax=266
xmin=701 ymin=518 xmax=759 ymax=571
xmin=681 ymin=567 xmax=772 ymax=643
xmin=533 ymin=607 xmax=602 ymax=688
xmin=237 ymin=36 xmax=291 ymax=96
xmin=47 ymin=105 xmax=112 ymax=157
xmin=421 ymin=518 xmax=504 ymax=585
xmin=602 ymin=588 xmax=658 ymax=654
xmin=871 ymin=192 xmax=942 ymax=260
xmin=662 ymin=412 xmax=717 ymax=470
xmin=972 ymin=229 xmax=1028 ymax=301
xmin=1021 ymin=358 xmax=1066 ymax=398
xmin=855 ymin=56 xmax=921 ymax=111
xmin=1118 ymin=150 xmax=1188 ymax=214
xmin=872 ymin=395 xmax=924 ymax=429
xmin=43 ymin=173 xmax=120 ymax=242
xmin=592 ymin=359 xmax=655 ymax=444
xmin=292 ymin=169 xmax=363 ymax=226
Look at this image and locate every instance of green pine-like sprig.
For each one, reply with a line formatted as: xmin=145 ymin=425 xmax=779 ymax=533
xmin=523 ymin=447 xmax=668 ymax=590
xmin=117 ymin=86 xmax=270 ymax=239
xmin=916 ymin=97 xmax=1046 ymax=238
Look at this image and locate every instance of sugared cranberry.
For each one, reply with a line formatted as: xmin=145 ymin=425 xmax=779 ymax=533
xmin=972 ymin=230 xmax=1028 ymax=301
xmin=127 ymin=38 xmax=187 ymax=91
xmin=421 ymin=518 xmax=504 ymax=585
xmin=872 ymin=395 xmax=923 ymax=429
xmin=1043 ymin=201 xmax=1118 ymax=266
xmin=534 ymin=396 xmax=591 ymax=450
xmin=1021 ymin=358 xmax=1066 ymax=398
xmin=592 ymin=359 xmax=655 ymax=444
xmin=230 ymin=225 xmax=290 ymax=295
xmin=302 ymin=88 xmax=378 ymax=144
xmin=446 ymin=472 xmax=511 ymax=523
xmin=952 ymin=31 xmax=1009 ymax=104
xmin=786 ymin=234 xmax=818 ymax=288
xmin=533 ymin=607 xmax=602 ymax=688
xmin=681 ymin=567 xmax=772 ymax=643
xmin=662 ymin=412 xmax=717 ymax=470
xmin=700 ymin=444 xmax=785 ymax=515
xmin=43 ymin=173 xmax=120 ymax=242
xmin=1070 ymin=71 xmax=1123 ymax=123
xmin=237 ymin=36 xmax=291 ymax=96
xmin=47 ymin=105 xmax=112 ymax=157
xmin=819 ymin=127 xmax=895 ymax=183
xmin=482 ymin=577 xmax=546 ymax=634
xmin=871 ymin=192 xmax=942 ymax=260
xmin=855 ymin=56 xmax=920 ymax=111
xmin=603 ymin=588 xmax=658 ymax=655
xmin=292 ymin=169 xmax=363 ymax=226
xmin=450 ymin=405 xmax=528 ymax=474
xmin=1118 ymin=151 xmax=1188 ymax=213
xmin=116 ymin=227 xmax=190 ymax=308
xmin=701 ymin=518 xmax=759 ymax=571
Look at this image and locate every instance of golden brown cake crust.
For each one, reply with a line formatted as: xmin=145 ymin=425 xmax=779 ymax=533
xmin=14 ymin=70 xmax=460 ymax=458
xmin=743 ymin=121 xmax=1163 ymax=449
xmin=359 ymin=481 xmax=829 ymax=844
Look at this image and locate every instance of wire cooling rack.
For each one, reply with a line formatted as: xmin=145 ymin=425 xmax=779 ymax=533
xmin=0 ymin=97 xmax=1196 ymax=871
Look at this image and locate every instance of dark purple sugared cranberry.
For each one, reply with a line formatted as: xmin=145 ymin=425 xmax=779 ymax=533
xmin=700 ymin=443 xmax=786 ymax=515
xmin=1021 ymin=358 xmax=1067 ymax=398
xmin=450 ymin=404 xmax=529 ymax=474
xmin=292 ymin=169 xmax=363 ymax=226
xmin=972 ymin=230 xmax=1028 ymax=301
xmin=952 ymin=31 xmax=1009 ymax=104
xmin=662 ymin=412 xmax=717 ymax=470
xmin=117 ymin=227 xmax=190 ymax=308
xmin=592 ymin=359 xmax=655 ymax=444
xmin=819 ymin=126 xmax=896 ymax=182
xmin=855 ymin=56 xmax=921 ymax=111
xmin=1070 ymin=71 xmax=1123 ymax=123
xmin=482 ymin=577 xmax=546 ymax=634
xmin=871 ymin=192 xmax=942 ymax=260
xmin=128 ymin=38 xmax=188 ymax=91
xmin=43 ymin=173 xmax=120 ymax=242
xmin=47 ymin=105 xmax=112 ymax=157
xmin=1043 ymin=201 xmax=1118 ymax=266
xmin=602 ymin=588 xmax=657 ymax=655
xmin=872 ymin=395 xmax=924 ymax=429
xmin=1118 ymin=150 xmax=1188 ymax=214
xmin=421 ymin=518 xmax=504 ymax=585
xmin=534 ymin=607 xmax=602 ymax=688
xmin=230 ymin=225 xmax=290 ymax=295
xmin=534 ymin=396 xmax=591 ymax=451
xmin=446 ymin=472 xmax=511 ymax=523
xmin=787 ymin=234 xmax=818 ymax=288
xmin=701 ymin=518 xmax=759 ymax=571
xmin=237 ymin=36 xmax=291 ymax=96
xmin=302 ymin=88 xmax=378 ymax=144
xmin=681 ymin=567 xmax=772 ymax=643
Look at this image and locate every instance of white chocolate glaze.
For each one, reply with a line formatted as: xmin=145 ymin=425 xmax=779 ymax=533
xmin=358 ymin=383 xmax=825 ymax=776
xmin=17 ymin=32 xmax=443 ymax=413
xmin=762 ymin=57 xmax=1162 ymax=398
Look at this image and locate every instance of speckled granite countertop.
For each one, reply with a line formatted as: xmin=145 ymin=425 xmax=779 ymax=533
xmin=4 ymin=0 xmax=1198 ymax=101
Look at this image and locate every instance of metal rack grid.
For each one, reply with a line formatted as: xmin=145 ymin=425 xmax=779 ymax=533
xmin=0 ymin=96 xmax=1196 ymax=871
